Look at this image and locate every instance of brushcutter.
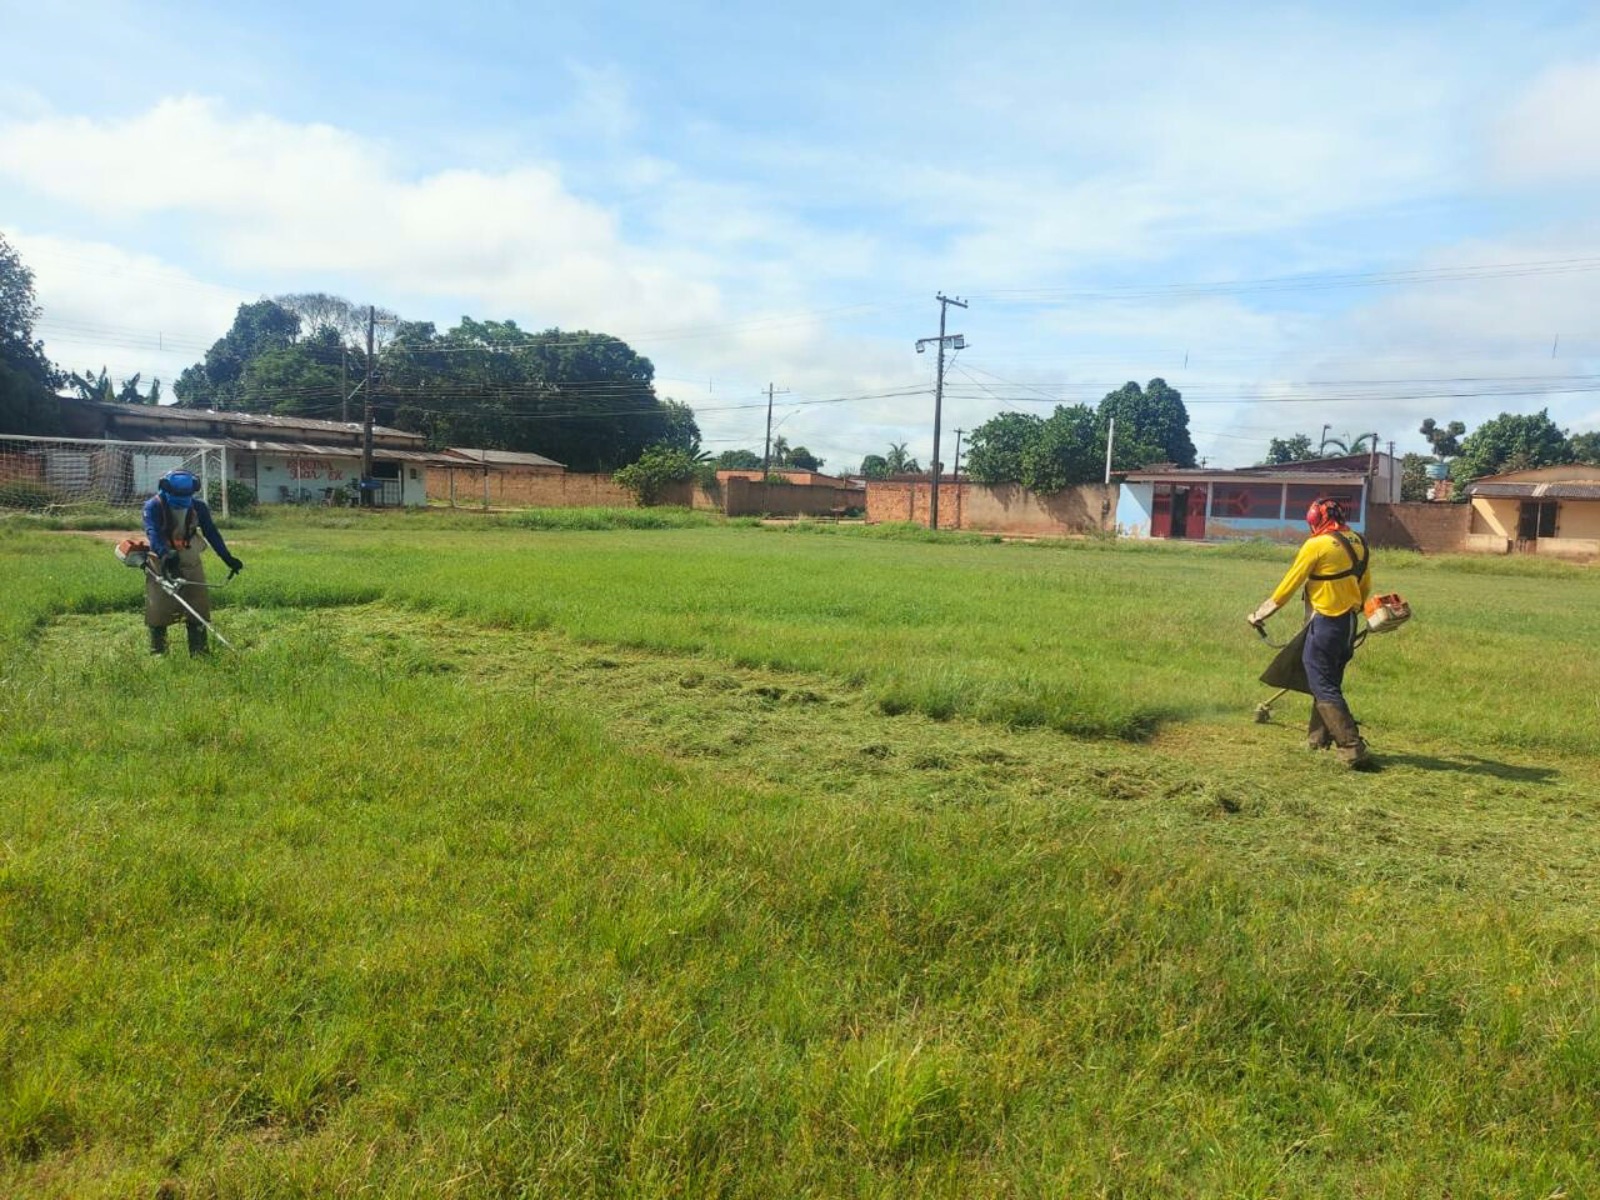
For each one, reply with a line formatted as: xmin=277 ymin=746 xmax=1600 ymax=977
xmin=115 ymin=538 xmax=237 ymax=650
xmin=1248 ymin=592 xmax=1412 ymax=724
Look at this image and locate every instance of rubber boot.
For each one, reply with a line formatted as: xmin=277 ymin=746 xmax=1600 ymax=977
xmin=1315 ymin=700 xmax=1375 ymax=770
xmin=1306 ymin=703 xmax=1331 ymax=751
xmin=148 ymin=625 xmax=168 ymax=656
xmin=186 ymin=621 xmax=209 ymax=657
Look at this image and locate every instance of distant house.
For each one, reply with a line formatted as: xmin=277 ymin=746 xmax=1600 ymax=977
xmin=715 ymin=468 xmax=847 ymax=487
xmin=1464 ymin=464 xmax=1600 ymax=559
xmin=55 ymin=396 xmax=455 ymax=506
xmin=1118 ymin=453 xmax=1402 ymax=542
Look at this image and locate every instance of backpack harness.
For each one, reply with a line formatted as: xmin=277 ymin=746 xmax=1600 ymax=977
xmin=1307 ymin=529 xmax=1368 ymax=582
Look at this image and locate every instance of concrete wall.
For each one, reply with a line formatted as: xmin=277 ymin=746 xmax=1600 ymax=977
xmin=724 ymin=477 xmax=865 ymax=518
xmin=866 ymin=480 xmax=1114 ymax=535
xmin=1363 ymin=502 xmax=1472 ymax=554
xmin=1116 ymin=482 xmax=1154 ymax=538
xmin=235 ymin=452 xmax=427 ymax=506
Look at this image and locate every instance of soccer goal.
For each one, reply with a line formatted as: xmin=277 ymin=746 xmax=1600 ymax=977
xmin=0 ymin=435 xmax=229 ymax=517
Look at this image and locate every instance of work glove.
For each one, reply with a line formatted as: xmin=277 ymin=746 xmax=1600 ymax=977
xmin=226 ymin=557 xmax=244 ymax=580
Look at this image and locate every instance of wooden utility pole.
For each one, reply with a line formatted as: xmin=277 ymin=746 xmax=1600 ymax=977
xmin=761 ymin=383 xmax=787 ymax=473
xmin=361 ymin=304 xmax=376 ymax=506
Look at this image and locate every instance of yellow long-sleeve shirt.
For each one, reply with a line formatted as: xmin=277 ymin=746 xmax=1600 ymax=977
xmin=1269 ymin=529 xmax=1373 ymax=617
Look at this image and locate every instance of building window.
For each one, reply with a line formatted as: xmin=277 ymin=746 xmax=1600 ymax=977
xmin=1518 ymin=500 xmax=1558 ymax=540
xmin=1214 ymin=483 xmax=1284 ymax=519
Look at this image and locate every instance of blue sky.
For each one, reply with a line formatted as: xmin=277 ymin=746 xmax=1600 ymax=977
xmin=4 ymin=0 xmax=1600 ymax=467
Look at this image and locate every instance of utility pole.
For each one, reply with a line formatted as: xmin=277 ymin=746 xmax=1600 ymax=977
xmin=341 ymin=348 xmax=349 ymax=423
xmin=1104 ymin=417 xmax=1116 ymax=485
xmin=915 ymin=293 xmax=967 ymax=530
xmin=762 ymin=382 xmax=788 ymax=474
xmin=361 ymin=304 xmax=376 ymax=506
xmin=952 ymin=428 xmax=965 ymax=479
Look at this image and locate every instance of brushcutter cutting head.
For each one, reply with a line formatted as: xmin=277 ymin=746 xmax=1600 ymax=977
xmin=115 ymin=537 xmax=152 ymax=568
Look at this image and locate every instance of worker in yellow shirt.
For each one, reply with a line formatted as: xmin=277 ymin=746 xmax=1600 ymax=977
xmin=1247 ymin=497 xmax=1375 ymax=769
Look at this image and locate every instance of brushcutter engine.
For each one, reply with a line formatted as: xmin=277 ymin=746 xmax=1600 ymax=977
xmin=1363 ymin=592 xmax=1412 ymax=635
xmin=115 ymin=538 xmax=153 ymax=569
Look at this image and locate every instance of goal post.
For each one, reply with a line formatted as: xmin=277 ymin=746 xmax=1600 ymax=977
xmin=0 ymin=435 xmax=228 ymax=517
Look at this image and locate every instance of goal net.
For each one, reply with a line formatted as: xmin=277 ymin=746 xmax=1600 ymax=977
xmin=0 ymin=435 xmax=228 ymax=516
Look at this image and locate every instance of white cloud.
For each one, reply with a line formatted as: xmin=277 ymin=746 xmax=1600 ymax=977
xmin=1494 ymin=61 xmax=1600 ymax=183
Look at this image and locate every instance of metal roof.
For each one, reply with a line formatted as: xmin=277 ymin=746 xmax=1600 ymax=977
xmin=444 ymin=447 xmax=566 ymax=469
xmin=1466 ymin=481 xmax=1600 ymax=500
xmin=70 ymin=397 xmax=422 ymax=442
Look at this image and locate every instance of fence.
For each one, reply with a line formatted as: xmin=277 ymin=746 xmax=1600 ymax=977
xmin=0 ymin=435 xmax=228 ymax=516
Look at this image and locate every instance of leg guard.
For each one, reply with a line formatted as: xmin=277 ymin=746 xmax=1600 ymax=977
xmin=186 ymin=621 xmax=209 ymax=657
xmin=1315 ymin=700 xmax=1375 ymax=770
xmin=1306 ymin=702 xmax=1331 ymax=751
xmin=148 ymin=625 xmax=168 ymax=656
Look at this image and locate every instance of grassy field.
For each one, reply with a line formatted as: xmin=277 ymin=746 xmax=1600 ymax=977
xmin=2 ymin=510 xmax=1597 ymax=1197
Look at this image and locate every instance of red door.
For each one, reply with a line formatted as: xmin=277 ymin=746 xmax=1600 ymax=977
xmin=1187 ymin=486 xmax=1208 ymax=538
xmin=1151 ymin=486 xmax=1172 ymax=538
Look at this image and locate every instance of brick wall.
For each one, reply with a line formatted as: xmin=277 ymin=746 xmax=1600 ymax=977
xmin=428 ymin=467 xmax=640 ymax=509
xmin=1364 ymin=502 xmax=1472 ymax=553
xmin=865 ymin=480 xmax=1115 ymax=535
xmin=723 ymin=477 xmax=865 ymax=517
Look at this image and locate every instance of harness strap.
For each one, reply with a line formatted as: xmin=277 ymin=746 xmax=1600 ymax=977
xmin=1308 ymin=530 xmax=1368 ymax=582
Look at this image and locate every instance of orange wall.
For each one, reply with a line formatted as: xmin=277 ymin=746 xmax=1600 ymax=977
xmin=866 ymin=481 xmax=1114 ymax=535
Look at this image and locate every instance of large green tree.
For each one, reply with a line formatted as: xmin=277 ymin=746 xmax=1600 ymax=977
xmin=1419 ymin=418 xmax=1466 ymax=460
xmin=1097 ymin=378 xmax=1195 ymax=470
xmin=1454 ymin=409 xmax=1573 ymax=482
xmin=0 ymin=233 xmax=62 ymax=433
xmin=715 ymin=449 xmax=762 ymax=470
xmin=1021 ymin=404 xmax=1103 ymax=493
xmin=858 ymin=453 xmax=889 ymax=479
xmin=965 ymin=412 xmax=1043 ymax=484
xmin=1567 ymin=430 xmax=1600 ymax=465
xmin=174 ymin=299 xmax=303 ymax=409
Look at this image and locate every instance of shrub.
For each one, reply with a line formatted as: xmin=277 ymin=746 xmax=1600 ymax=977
xmin=0 ymin=480 xmax=62 ymax=511
xmin=207 ymin=479 xmax=259 ymax=514
xmin=613 ymin=446 xmax=698 ymax=506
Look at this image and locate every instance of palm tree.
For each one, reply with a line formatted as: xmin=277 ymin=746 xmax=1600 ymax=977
xmin=884 ymin=442 xmax=922 ymax=474
xmin=1322 ymin=432 xmax=1377 ymax=456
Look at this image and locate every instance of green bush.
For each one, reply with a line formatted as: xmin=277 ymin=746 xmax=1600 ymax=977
xmin=207 ymin=479 xmax=259 ymax=513
xmin=0 ymin=480 xmax=63 ymax=511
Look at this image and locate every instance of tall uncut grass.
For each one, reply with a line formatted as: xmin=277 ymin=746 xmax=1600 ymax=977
xmin=2 ymin=515 xmax=1598 ymax=1195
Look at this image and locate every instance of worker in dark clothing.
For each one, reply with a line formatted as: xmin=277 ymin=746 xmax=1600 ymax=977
xmin=142 ymin=470 xmax=243 ymax=655
xmin=1247 ymin=497 xmax=1375 ymax=769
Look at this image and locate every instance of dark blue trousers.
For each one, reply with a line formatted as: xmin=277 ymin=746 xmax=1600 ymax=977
xmin=1303 ymin=610 xmax=1358 ymax=704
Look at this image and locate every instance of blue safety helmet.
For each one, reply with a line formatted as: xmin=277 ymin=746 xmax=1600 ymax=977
xmin=158 ymin=470 xmax=199 ymax=509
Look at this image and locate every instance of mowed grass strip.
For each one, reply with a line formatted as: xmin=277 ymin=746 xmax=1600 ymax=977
xmin=2 ymin=517 xmax=1598 ymax=1195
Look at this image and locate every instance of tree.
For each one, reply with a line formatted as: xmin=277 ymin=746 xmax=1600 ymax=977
xmin=655 ymin=399 xmax=702 ymax=456
xmin=1400 ymin=452 xmax=1431 ymax=502
xmin=613 ymin=445 xmax=698 ymax=505
xmin=1261 ymin=433 xmax=1315 ymax=465
xmin=1 ymin=232 xmax=58 ymax=390
xmin=1419 ymin=418 xmax=1465 ymax=460
xmin=1455 ymin=410 xmax=1573 ymax=482
xmin=858 ymin=453 xmax=890 ymax=479
xmin=965 ymin=412 xmax=1043 ymax=484
xmin=0 ymin=233 xmax=63 ymax=434
xmin=883 ymin=442 xmax=921 ymax=474
xmin=1566 ymin=430 xmax=1600 ymax=465
xmin=1021 ymin=404 xmax=1103 ymax=493
xmin=1321 ymin=432 xmax=1378 ymax=455
xmin=173 ymin=299 xmax=302 ymax=408
xmin=716 ymin=449 xmax=763 ymax=470
xmin=1098 ymin=378 xmax=1195 ymax=470
xmin=787 ymin=446 xmax=823 ymax=471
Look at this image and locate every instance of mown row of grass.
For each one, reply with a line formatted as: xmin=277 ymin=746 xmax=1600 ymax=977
xmin=6 ymin=509 xmax=1595 ymax=751
xmin=2 ymin=514 xmax=1598 ymax=1194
